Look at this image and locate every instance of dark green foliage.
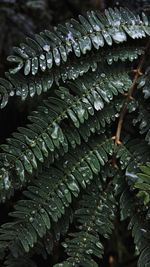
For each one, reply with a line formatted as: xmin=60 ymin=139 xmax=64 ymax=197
xmin=1 ymin=5 xmax=150 ymax=267
xmin=54 ymin=180 xmax=116 ymax=267
xmin=7 ymin=8 xmax=149 ymax=76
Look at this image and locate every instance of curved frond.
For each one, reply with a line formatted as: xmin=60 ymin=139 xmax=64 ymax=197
xmin=0 ymin=45 xmax=143 ymax=108
xmin=7 ymin=8 xmax=150 ymax=76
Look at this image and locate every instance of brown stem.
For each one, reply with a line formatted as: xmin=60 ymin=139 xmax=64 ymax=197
xmin=94 ymin=0 xmax=106 ymax=9
xmin=115 ymin=40 xmax=150 ymax=145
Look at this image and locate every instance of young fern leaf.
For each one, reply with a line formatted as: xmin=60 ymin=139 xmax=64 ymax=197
xmin=54 ymin=180 xmax=116 ymax=267
xmin=7 ymin=8 xmax=150 ymax=76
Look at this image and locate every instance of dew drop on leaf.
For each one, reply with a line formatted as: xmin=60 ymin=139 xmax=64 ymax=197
xmin=43 ymin=44 xmax=50 ymax=52
xmin=29 ymin=217 xmax=34 ymax=222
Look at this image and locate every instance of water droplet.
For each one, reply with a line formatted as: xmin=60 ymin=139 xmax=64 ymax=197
xmin=66 ymin=31 xmax=74 ymax=42
xmin=16 ymin=89 xmax=22 ymax=96
xmin=47 ymin=58 xmax=52 ymax=64
xmin=94 ymin=99 xmax=104 ymax=110
xmin=141 ymin=120 xmax=147 ymax=128
xmin=51 ymin=123 xmax=59 ymax=139
xmin=40 ymin=208 xmax=45 ymax=213
xmin=108 ymin=57 xmax=113 ymax=64
xmin=79 ymin=36 xmax=91 ymax=54
xmin=9 ymin=90 xmax=15 ymax=96
xmin=2 ymin=168 xmax=11 ymax=190
xmin=63 ymin=243 xmax=68 ymax=248
xmin=43 ymin=44 xmax=50 ymax=52
xmin=112 ymin=30 xmax=127 ymax=43
xmin=101 ymin=73 xmax=106 ymax=78
xmin=31 ymin=210 xmax=36 ymax=215
xmin=40 ymin=54 xmax=45 ymax=60
xmin=29 ymin=217 xmax=34 ymax=222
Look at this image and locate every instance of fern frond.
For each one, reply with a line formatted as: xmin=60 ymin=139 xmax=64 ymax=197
xmin=0 ymin=45 xmax=144 ymax=108
xmin=54 ymin=179 xmax=116 ymax=267
xmin=0 ymin=66 xmax=130 ymax=201
xmin=2 ymin=208 xmax=72 ymax=267
xmin=7 ymin=8 xmax=150 ymax=76
xmin=115 ymin=138 xmax=150 ymax=175
xmin=0 ymin=136 xmax=114 ymax=256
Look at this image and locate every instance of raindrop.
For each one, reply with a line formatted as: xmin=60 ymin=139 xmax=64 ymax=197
xmin=100 ymin=73 xmax=106 ymax=78
xmin=16 ymin=89 xmax=22 ymax=96
xmin=40 ymin=54 xmax=45 ymax=60
xmin=3 ymin=169 xmax=11 ymax=190
xmin=43 ymin=44 xmax=50 ymax=52
xmin=108 ymin=57 xmax=113 ymax=64
xmin=66 ymin=31 xmax=74 ymax=42
xmin=47 ymin=58 xmax=52 ymax=64
xmin=31 ymin=210 xmax=36 ymax=215
xmin=143 ymin=87 xmax=150 ymax=99
xmin=140 ymin=120 xmax=147 ymax=128
xmin=79 ymin=36 xmax=91 ymax=54
xmin=29 ymin=217 xmax=34 ymax=222
xmin=40 ymin=208 xmax=45 ymax=213
xmin=112 ymin=30 xmax=127 ymax=43
xmin=102 ymin=30 xmax=112 ymax=45
xmin=10 ymin=90 xmax=15 ymax=96
xmin=94 ymin=98 xmax=104 ymax=110
xmin=63 ymin=243 xmax=68 ymax=248
xmin=51 ymin=123 xmax=59 ymax=139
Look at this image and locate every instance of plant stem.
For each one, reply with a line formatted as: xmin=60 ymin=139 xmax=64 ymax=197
xmin=115 ymin=40 xmax=150 ymax=145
